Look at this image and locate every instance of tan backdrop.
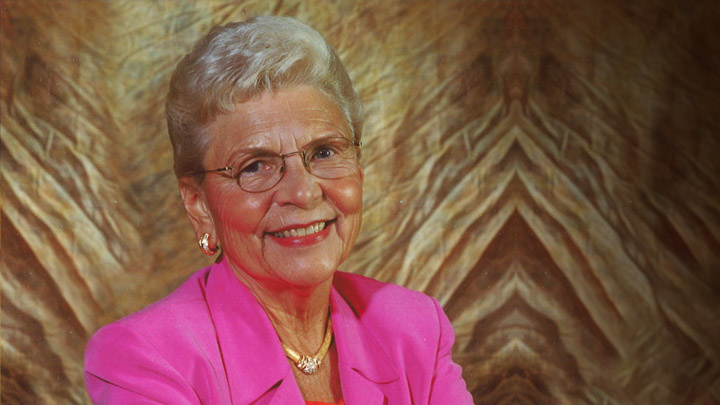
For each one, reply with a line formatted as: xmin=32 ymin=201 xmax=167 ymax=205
xmin=2 ymin=1 xmax=719 ymax=403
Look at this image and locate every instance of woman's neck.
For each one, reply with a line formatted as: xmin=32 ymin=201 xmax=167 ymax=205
xmin=229 ymin=265 xmax=333 ymax=354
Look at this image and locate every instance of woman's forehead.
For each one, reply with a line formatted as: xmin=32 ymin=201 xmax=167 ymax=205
xmin=204 ymin=86 xmax=351 ymax=158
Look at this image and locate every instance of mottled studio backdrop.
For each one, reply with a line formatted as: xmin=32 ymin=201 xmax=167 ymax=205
xmin=2 ymin=1 xmax=719 ymax=403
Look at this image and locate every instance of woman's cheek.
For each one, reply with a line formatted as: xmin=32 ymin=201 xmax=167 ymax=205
xmin=212 ymin=189 xmax=269 ymax=237
xmin=330 ymin=175 xmax=363 ymax=217
xmin=329 ymin=175 xmax=363 ymax=261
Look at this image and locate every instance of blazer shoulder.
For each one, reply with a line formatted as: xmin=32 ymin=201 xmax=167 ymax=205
xmin=333 ymin=271 xmax=442 ymax=330
xmin=88 ymin=266 xmax=214 ymax=350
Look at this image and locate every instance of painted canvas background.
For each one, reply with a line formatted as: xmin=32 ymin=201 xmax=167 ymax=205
xmin=2 ymin=1 xmax=719 ymax=403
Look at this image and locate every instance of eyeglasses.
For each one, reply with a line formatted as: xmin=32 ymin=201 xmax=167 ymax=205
xmin=197 ymin=136 xmax=362 ymax=192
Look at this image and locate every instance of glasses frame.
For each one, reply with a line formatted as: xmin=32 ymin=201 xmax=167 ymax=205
xmin=195 ymin=136 xmax=362 ymax=193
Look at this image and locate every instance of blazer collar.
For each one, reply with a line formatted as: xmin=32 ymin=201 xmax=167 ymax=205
xmin=330 ymin=282 xmax=400 ymax=404
xmin=205 ymin=258 xmax=303 ymax=404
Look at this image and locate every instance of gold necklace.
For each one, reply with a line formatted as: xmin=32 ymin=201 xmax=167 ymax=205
xmin=281 ymin=317 xmax=333 ymax=375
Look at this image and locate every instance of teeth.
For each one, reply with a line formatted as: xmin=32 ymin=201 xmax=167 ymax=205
xmin=273 ymin=222 xmax=326 ymax=238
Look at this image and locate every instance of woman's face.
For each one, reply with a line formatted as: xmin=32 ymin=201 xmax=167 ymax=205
xmin=185 ymin=86 xmax=363 ymax=291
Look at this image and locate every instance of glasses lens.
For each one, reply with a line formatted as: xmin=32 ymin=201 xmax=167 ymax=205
xmin=306 ymin=137 xmax=359 ymax=179
xmin=232 ymin=154 xmax=283 ymax=192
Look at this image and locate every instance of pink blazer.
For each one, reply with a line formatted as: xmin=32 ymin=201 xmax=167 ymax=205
xmin=84 ymin=258 xmax=473 ymax=404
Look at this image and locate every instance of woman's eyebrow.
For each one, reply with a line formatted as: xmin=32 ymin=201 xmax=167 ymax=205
xmin=222 ymin=145 xmax=278 ymax=165
xmin=235 ymin=145 xmax=277 ymax=154
xmin=304 ymin=133 xmax=344 ymax=144
xmin=226 ymin=134 xmax=347 ymax=160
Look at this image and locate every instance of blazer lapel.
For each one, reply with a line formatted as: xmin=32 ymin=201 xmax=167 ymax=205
xmin=330 ymin=287 xmax=400 ymax=405
xmin=205 ymin=258 xmax=304 ymax=404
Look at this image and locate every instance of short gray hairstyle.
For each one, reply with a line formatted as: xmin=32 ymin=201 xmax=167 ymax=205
xmin=166 ymin=16 xmax=363 ymax=179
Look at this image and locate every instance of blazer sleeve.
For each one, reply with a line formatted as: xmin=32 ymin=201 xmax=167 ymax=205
xmin=428 ymin=298 xmax=474 ymax=404
xmin=84 ymin=323 xmax=199 ymax=404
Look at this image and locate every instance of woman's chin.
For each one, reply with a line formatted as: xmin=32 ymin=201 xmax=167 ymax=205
xmin=269 ymin=262 xmax=338 ymax=290
xmin=262 ymin=242 xmax=342 ymax=289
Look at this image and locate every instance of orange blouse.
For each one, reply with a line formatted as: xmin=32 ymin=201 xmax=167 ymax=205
xmin=305 ymin=400 xmax=344 ymax=405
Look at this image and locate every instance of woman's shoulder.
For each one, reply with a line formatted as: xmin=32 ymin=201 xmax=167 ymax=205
xmin=84 ymin=265 xmax=232 ymax=403
xmin=87 ymin=265 xmax=215 ymax=350
xmin=334 ymin=271 xmax=432 ymax=300
xmin=333 ymin=271 xmax=444 ymax=329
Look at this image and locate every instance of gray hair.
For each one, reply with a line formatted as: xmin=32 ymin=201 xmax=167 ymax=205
xmin=166 ymin=16 xmax=363 ymax=179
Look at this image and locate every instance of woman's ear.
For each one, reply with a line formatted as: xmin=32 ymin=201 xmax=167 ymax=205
xmin=178 ymin=177 xmax=215 ymax=238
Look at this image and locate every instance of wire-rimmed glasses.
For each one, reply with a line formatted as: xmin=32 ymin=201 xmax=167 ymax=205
xmin=196 ymin=136 xmax=362 ymax=193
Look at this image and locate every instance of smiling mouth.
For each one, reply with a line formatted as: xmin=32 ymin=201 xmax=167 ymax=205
xmin=269 ymin=221 xmax=329 ymax=238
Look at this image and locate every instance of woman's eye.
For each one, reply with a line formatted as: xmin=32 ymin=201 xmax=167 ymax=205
xmin=238 ymin=159 xmax=269 ymax=176
xmin=242 ymin=161 xmax=262 ymax=173
xmin=312 ymin=146 xmax=335 ymax=160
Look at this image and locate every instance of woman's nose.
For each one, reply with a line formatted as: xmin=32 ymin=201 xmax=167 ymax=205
xmin=273 ymin=154 xmax=322 ymax=207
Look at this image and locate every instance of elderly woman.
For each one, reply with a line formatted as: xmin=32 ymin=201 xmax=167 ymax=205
xmin=84 ymin=16 xmax=472 ymax=404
